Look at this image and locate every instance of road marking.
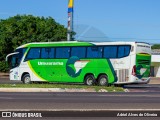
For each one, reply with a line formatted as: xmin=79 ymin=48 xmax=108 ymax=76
xmin=54 ymin=93 xmax=160 ymax=98
xmin=98 ymin=94 xmax=160 ymax=97
xmin=0 ymin=97 xmax=13 ymax=99
xmin=124 ymin=85 xmax=160 ymax=88
xmin=27 ymin=93 xmax=160 ymax=97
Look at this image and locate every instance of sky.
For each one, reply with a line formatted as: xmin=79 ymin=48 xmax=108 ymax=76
xmin=0 ymin=0 xmax=160 ymax=43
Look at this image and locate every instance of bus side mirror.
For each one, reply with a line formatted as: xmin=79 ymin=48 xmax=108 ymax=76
xmin=6 ymin=56 xmax=12 ymax=68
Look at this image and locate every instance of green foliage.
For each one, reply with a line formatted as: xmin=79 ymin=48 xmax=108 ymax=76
xmin=151 ymin=44 xmax=160 ymax=49
xmin=0 ymin=61 xmax=9 ymax=72
xmin=0 ymin=15 xmax=68 ymax=72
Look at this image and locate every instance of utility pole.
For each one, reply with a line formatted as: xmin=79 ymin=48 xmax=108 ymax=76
xmin=67 ymin=0 xmax=74 ymax=41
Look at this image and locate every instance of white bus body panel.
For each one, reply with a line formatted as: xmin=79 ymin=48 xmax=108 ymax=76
xmin=10 ymin=62 xmax=43 ymax=82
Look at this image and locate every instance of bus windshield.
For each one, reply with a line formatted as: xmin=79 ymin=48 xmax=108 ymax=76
xmin=7 ymin=48 xmax=27 ymax=69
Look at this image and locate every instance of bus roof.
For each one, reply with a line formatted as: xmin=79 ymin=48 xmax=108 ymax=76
xmin=16 ymin=41 xmax=150 ymax=49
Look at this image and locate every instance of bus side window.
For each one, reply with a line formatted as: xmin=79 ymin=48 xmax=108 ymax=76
xmin=118 ymin=46 xmax=131 ymax=58
xmin=87 ymin=47 xmax=102 ymax=58
xmin=56 ymin=47 xmax=70 ymax=58
xmin=41 ymin=48 xmax=55 ymax=59
xmin=71 ymin=47 xmax=86 ymax=58
xmin=124 ymin=46 xmax=131 ymax=56
xmin=118 ymin=46 xmax=125 ymax=58
xmin=25 ymin=48 xmax=41 ymax=61
xmin=103 ymin=46 xmax=117 ymax=58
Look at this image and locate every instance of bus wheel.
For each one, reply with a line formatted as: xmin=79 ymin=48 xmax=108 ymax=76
xmin=98 ymin=75 xmax=108 ymax=86
xmin=84 ymin=75 xmax=95 ymax=86
xmin=22 ymin=74 xmax=31 ymax=84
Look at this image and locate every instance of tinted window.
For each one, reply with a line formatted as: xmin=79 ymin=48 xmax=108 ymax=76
xmin=16 ymin=48 xmax=27 ymax=57
xmin=71 ymin=47 xmax=86 ymax=58
xmin=118 ymin=46 xmax=125 ymax=58
xmin=104 ymin=46 xmax=117 ymax=58
xmin=118 ymin=46 xmax=131 ymax=58
xmin=26 ymin=48 xmax=40 ymax=60
xmin=41 ymin=48 xmax=55 ymax=59
xmin=87 ymin=47 xmax=103 ymax=58
xmin=124 ymin=46 xmax=131 ymax=56
xmin=10 ymin=54 xmax=19 ymax=68
xmin=56 ymin=47 xmax=70 ymax=58
xmin=15 ymin=48 xmax=27 ymax=64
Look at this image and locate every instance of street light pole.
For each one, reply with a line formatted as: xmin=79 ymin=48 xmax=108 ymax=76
xmin=67 ymin=0 xmax=74 ymax=41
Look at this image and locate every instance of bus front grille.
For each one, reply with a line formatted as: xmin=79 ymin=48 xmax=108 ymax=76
xmin=115 ymin=69 xmax=129 ymax=82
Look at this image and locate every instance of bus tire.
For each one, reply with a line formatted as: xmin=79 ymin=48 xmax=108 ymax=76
xmin=98 ymin=75 xmax=108 ymax=86
xmin=84 ymin=74 xmax=95 ymax=86
xmin=22 ymin=74 xmax=31 ymax=84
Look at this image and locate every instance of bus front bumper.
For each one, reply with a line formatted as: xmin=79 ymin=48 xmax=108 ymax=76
xmin=114 ymin=77 xmax=151 ymax=85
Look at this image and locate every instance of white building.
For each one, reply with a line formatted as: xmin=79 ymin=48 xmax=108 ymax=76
xmin=151 ymin=55 xmax=160 ymax=77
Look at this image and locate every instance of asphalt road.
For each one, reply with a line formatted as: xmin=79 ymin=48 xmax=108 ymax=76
xmin=0 ymin=92 xmax=160 ymax=110
xmin=0 ymin=77 xmax=160 ymax=119
xmin=0 ymin=77 xmax=22 ymax=84
xmin=0 ymin=92 xmax=160 ymax=119
xmin=124 ymin=84 xmax=160 ymax=92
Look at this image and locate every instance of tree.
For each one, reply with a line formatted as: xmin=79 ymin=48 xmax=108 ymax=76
xmin=151 ymin=44 xmax=160 ymax=49
xmin=0 ymin=15 xmax=68 ymax=72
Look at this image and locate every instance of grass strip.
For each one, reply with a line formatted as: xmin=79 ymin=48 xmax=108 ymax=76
xmin=0 ymin=83 xmax=124 ymax=92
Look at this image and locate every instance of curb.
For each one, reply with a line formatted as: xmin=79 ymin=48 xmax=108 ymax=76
xmin=0 ymin=88 xmax=124 ymax=92
xmin=0 ymin=88 xmax=97 ymax=92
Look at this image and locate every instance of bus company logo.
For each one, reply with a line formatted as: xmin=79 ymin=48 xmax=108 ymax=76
xmin=2 ymin=112 xmax=11 ymax=117
xmin=38 ymin=62 xmax=63 ymax=66
xmin=136 ymin=65 xmax=147 ymax=79
xmin=113 ymin=61 xmax=125 ymax=65
xmin=66 ymin=56 xmax=89 ymax=77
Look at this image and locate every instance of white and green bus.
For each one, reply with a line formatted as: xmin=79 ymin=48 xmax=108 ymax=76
xmin=6 ymin=41 xmax=151 ymax=86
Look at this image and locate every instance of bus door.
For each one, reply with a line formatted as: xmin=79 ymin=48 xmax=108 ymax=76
xmin=6 ymin=52 xmax=20 ymax=80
